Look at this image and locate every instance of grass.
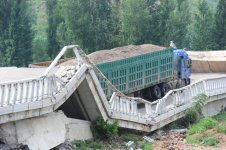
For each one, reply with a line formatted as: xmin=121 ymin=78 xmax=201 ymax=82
xmin=136 ymin=141 xmax=154 ymax=150
xmin=200 ymin=135 xmax=219 ymax=146
xmin=185 ymin=112 xmax=226 ymax=147
xmin=73 ymin=140 xmax=104 ymax=149
xmin=188 ymin=117 xmax=217 ymax=135
xmin=186 ymin=134 xmax=219 ymax=146
xmin=213 ymin=112 xmax=226 ymax=122
xmin=121 ymin=133 xmax=139 ymax=142
xmin=142 ymin=142 xmax=154 ymax=150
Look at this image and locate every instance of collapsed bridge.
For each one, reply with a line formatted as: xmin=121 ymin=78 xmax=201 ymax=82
xmin=0 ymin=45 xmax=226 ymax=149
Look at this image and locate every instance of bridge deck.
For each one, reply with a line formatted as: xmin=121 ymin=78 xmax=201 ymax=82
xmin=0 ymin=67 xmax=46 ymax=82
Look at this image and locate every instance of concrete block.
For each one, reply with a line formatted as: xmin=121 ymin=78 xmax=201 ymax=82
xmin=16 ymin=111 xmax=68 ymax=150
xmin=67 ymin=119 xmax=93 ymax=141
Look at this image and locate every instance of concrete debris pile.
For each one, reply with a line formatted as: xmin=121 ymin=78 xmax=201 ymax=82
xmin=151 ymin=129 xmax=187 ymax=150
xmin=161 ymin=133 xmax=185 ymax=150
xmin=55 ymin=65 xmax=79 ymax=82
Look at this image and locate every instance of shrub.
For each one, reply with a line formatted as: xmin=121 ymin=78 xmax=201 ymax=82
xmin=184 ymin=94 xmax=207 ymax=125
xmin=91 ymin=118 xmax=118 ymax=139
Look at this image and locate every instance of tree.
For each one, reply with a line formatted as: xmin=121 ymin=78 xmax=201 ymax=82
xmin=56 ymin=0 xmax=112 ymax=53
xmin=165 ymin=0 xmax=191 ymax=48
xmin=108 ymin=0 xmax=123 ymax=47
xmin=188 ymin=0 xmax=216 ymax=50
xmin=46 ymin=0 xmax=61 ymax=58
xmin=120 ymin=0 xmax=150 ymax=44
xmin=148 ymin=0 xmax=175 ymax=46
xmin=215 ymin=0 xmax=226 ymax=49
xmin=0 ymin=0 xmax=33 ymax=67
xmin=30 ymin=0 xmax=49 ymax=62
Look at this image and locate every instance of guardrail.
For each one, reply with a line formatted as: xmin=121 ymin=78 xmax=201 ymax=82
xmin=0 ymin=76 xmax=56 ymax=107
xmin=109 ymin=76 xmax=226 ymax=123
xmin=0 ymin=45 xmax=83 ymax=110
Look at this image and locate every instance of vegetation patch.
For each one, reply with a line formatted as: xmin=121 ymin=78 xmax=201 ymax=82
xmin=213 ymin=112 xmax=226 ymax=122
xmin=184 ymin=112 xmax=226 ymax=148
xmin=91 ymin=118 xmax=118 ymax=139
xmin=184 ymin=94 xmax=207 ymax=125
xmin=73 ymin=140 xmax=104 ymax=149
xmin=188 ymin=117 xmax=217 ymax=135
xmin=121 ymin=133 xmax=140 ymax=142
xmin=200 ymin=135 xmax=219 ymax=146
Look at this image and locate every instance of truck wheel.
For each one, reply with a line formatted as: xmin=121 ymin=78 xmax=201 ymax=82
xmin=160 ymin=83 xmax=170 ymax=96
xmin=151 ymin=85 xmax=162 ymax=100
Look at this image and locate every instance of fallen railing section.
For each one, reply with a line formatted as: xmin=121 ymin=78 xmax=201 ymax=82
xmin=0 ymin=45 xmax=83 ymax=116
xmin=109 ymin=76 xmax=226 ymax=126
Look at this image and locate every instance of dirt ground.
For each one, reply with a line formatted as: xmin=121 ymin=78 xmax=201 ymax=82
xmin=151 ymin=129 xmax=226 ymax=150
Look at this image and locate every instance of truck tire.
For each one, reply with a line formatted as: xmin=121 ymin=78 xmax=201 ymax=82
xmin=160 ymin=83 xmax=170 ymax=96
xmin=142 ymin=88 xmax=152 ymax=101
xmin=151 ymin=85 xmax=162 ymax=100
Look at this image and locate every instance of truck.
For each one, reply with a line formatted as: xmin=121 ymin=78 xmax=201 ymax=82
xmin=93 ymin=44 xmax=192 ymax=101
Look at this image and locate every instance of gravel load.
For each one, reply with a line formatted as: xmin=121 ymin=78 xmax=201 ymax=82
xmin=62 ymin=44 xmax=166 ymax=65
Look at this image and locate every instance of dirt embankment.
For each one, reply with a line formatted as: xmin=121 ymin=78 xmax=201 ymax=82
xmin=188 ymin=51 xmax=226 ymax=73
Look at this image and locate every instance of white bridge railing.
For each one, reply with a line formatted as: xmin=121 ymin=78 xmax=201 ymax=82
xmin=0 ymin=45 xmax=83 ymax=111
xmin=109 ymin=76 xmax=226 ymax=122
xmin=0 ymin=76 xmax=57 ymax=107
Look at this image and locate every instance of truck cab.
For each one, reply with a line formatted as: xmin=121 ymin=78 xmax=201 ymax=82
xmin=173 ymin=48 xmax=192 ymax=86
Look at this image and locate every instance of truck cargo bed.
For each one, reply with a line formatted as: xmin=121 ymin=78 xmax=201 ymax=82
xmin=96 ymin=46 xmax=174 ymax=97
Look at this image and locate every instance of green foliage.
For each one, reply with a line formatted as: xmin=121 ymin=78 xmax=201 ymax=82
xmin=185 ymin=135 xmax=201 ymax=146
xmin=46 ymin=0 xmax=61 ymax=58
xmin=56 ymin=0 xmax=112 ymax=53
xmin=215 ymin=0 xmax=226 ymax=49
xmin=148 ymin=0 xmax=175 ymax=45
xmin=186 ymin=134 xmax=219 ymax=146
xmin=185 ymin=107 xmax=198 ymax=124
xmin=185 ymin=94 xmax=207 ymax=124
xmin=73 ymin=140 xmax=103 ymax=149
xmin=142 ymin=142 xmax=154 ymax=150
xmin=200 ymin=135 xmax=219 ymax=146
xmin=188 ymin=118 xmax=217 ymax=134
xmin=2 ymin=0 xmax=225 ymax=65
xmin=215 ymin=125 xmax=226 ymax=134
xmin=91 ymin=118 xmax=118 ymax=139
xmin=188 ymin=0 xmax=216 ymax=50
xmin=120 ymin=0 xmax=150 ymax=44
xmin=122 ymin=133 xmax=139 ymax=142
xmin=213 ymin=112 xmax=226 ymax=122
xmin=165 ymin=0 xmax=191 ymax=48
xmin=0 ymin=0 xmax=34 ymax=67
